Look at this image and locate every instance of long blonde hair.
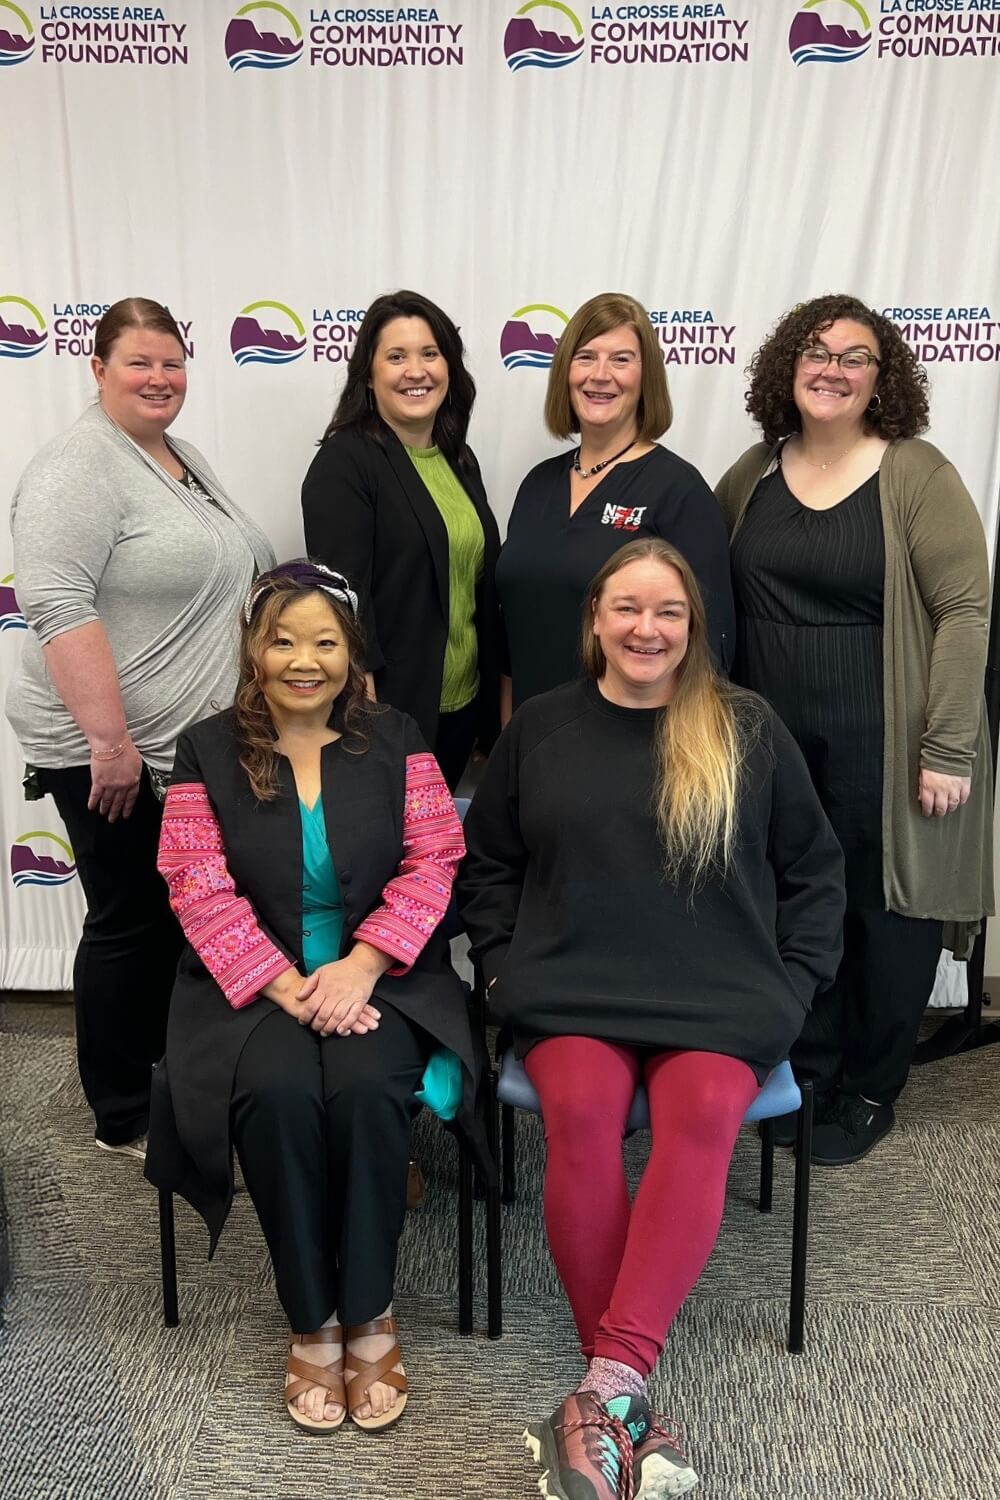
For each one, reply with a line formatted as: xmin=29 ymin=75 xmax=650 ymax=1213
xmin=581 ymin=539 xmax=761 ymax=884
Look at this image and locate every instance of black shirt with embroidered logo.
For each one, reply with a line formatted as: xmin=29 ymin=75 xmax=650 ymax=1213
xmin=496 ymin=444 xmax=735 ymax=709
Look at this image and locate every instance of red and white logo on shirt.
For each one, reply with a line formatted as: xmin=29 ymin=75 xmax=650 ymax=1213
xmin=601 ymin=504 xmax=647 ymax=531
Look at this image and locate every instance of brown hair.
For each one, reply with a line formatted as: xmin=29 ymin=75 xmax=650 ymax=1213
xmin=233 ymin=580 xmax=372 ymax=801
xmin=544 ymin=292 xmax=673 ymax=442
xmin=582 ymin=538 xmax=762 ymax=884
xmin=746 ymin=293 xmax=930 ymax=443
xmin=93 ymin=297 xmax=185 ymax=363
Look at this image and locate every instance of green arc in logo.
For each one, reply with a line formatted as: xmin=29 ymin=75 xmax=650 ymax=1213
xmin=236 ymin=1 xmax=302 ymax=40
xmin=516 ymin=0 xmax=583 ymax=37
xmin=0 ymin=2 xmax=34 ymax=36
xmin=804 ymin=0 xmax=871 ymax=30
xmin=239 ymin=300 xmax=306 ymax=336
xmin=512 ymin=303 xmax=569 ymax=323
xmin=14 ymin=830 xmax=75 ymax=861
xmin=0 ymin=295 xmax=46 ymax=330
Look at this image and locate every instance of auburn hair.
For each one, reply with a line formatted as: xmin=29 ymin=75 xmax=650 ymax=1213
xmin=581 ymin=539 xmax=763 ymax=884
xmin=93 ymin=297 xmax=185 ymax=362
xmin=233 ymin=580 xmax=372 ymax=801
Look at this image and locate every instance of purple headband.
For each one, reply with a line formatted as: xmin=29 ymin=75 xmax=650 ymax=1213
xmin=243 ymin=561 xmax=359 ymax=626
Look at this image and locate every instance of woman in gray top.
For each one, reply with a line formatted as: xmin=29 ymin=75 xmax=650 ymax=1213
xmin=6 ymin=297 xmax=274 ymax=1157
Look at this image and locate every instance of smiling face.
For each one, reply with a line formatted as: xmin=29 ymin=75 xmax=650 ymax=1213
xmin=592 ymin=558 xmax=691 ymax=707
xmin=368 ymin=315 xmax=449 ymax=446
xmin=792 ymin=317 xmax=881 ymax=436
xmin=568 ymin=323 xmax=643 ymax=440
xmin=259 ymin=593 xmax=350 ymax=727
xmin=91 ymin=326 xmax=187 ymax=441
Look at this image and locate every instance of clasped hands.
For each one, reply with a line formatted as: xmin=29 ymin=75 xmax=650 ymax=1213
xmin=268 ymin=947 xmax=390 ymax=1037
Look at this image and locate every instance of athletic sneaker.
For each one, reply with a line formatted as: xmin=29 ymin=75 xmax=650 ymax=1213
xmin=632 ymin=1409 xmax=699 ymax=1498
xmin=524 ymin=1390 xmax=639 ymax=1499
xmin=811 ymin=1095 xmax=895 ymax=1166
xmin=95 ymin=1135 xmax=147 ymax=1161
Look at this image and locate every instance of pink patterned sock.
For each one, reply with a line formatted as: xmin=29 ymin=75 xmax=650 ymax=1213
xmin=577 ymin=1356 xmax=646 ymax=1404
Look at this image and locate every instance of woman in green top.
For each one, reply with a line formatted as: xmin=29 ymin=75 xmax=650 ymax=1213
xmin=716 ymin=294 xmax=993 ymax=1167
xmin=302 ymin=290 xmax=502 ymax=790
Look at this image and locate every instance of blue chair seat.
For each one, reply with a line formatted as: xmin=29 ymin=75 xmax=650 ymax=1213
xmin=498 ymin=1053 xmax=800 ymax=1130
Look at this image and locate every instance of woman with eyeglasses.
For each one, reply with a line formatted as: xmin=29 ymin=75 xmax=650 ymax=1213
xmin=496 ymin=292 xmax=734 ymax=718
xmin=716 ymin=294 xmax=993 ymax=1167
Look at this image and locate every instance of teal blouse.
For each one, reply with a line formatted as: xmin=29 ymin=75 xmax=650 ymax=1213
xmin=298 ymin=795 xmax=462 ymax=1121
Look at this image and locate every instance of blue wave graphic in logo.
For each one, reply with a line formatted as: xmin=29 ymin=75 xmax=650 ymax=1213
xmin=12 ymin=867 xmax=76 ymax=888
xmin=229 ymin=45 xmax=301 ymax=70
xmin=233 ymin=344 xmax=305 ymax=366
xmin=0 ymin=613 xmax=27 ymax=631
xmin=791 ymin=40 xmax=869 ymax=63
xmin=502 ymin=350 xmax=555 ymax=370
xmin=507 ymin=44 xmax=582 ymax=71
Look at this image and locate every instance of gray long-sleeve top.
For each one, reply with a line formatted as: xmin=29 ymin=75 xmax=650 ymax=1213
xmin=7 ymin=404 xmax=275 ymax=772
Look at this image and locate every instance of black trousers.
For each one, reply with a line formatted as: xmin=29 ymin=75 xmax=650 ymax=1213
xmin=433 ymin=697 xmax=479 ymax=792
xmin=37 ymin=765 xmax=183 ymax=1145
xmin=792 ymin=907 xmax=944 ymax=1104
xmin=231 ymin=1002 xmax=430 ymax=1332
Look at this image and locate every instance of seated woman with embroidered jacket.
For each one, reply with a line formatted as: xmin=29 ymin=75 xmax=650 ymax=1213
xmin=146 ymin=560 xmax=484 ymax=1434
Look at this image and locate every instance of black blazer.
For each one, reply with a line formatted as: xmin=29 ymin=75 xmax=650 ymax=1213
xmin=144 ymin=705 xmax=492 ymax=1254
xmin=302 ymin=425 xmax=502 ymax=752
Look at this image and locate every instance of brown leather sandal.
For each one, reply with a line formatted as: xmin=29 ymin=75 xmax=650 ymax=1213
xmin=285 ymin=1327 xmax=347 ymax=1433
xmin=345 ymin=1317 xmax=409 ymax=1431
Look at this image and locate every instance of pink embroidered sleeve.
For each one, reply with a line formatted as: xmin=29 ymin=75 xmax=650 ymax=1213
xmin=157 ymin=782 xmax=293 ymax=1010
xmin=354 ymin=752 xmax=465 ymax=975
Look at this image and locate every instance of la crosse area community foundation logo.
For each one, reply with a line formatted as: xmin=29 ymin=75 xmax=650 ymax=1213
xmin=225 ymin=1 xmax=303 ymax=70
xmin=504 ymin=1 xmax=583 ymax=71
xmin=230 ymin=301 xmax=307 ymax=365
xmin=500 ymin=305 xmax=569 ymax=370
xmin=11 ymin=831 xmax=77 ymax=889
xmin=1 ymin=574 xmax=27 ymax=631
xmin=0 ymin=0 xmax=33 ymax=63
xmin=789 ymin=0 xmax=871 ymax=65
xmin=0 ymin=296 xmax=47 ymax=358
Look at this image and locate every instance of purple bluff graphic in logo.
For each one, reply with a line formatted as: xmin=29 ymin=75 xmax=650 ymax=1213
xmin=0 ymin=1 xmax=35 ymax=65
xmin=1 ymin=574 xmax=27 ymax=632
xmin=789 ymin=0 xmax=871 ymax=65
xmin=0 ymin=296 xmax=47 ymax=359
xmin=500 ymin=305 xmax=569 ymax=371
xmin=225 ymin=1 xmax=303 ymax=72
xmin=11 ymin=831 xmax=77 ymax=889
xmin=504 ymin=1 xmax=584 ymax=72
xmin=231 ymin=301 xmax=307 ymax=366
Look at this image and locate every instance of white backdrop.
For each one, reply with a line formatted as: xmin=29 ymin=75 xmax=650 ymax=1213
xmin=2 ymin=0 xmax=999 ymax=995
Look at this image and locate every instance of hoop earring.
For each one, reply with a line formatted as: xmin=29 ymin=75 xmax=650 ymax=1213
xmin=867 ymin=393 xmax=881 ymax=413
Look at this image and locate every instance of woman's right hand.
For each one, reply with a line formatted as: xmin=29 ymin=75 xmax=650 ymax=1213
xmin=265 ymin=967 xmax=381 ymax=1034
xmin=88 ymin=739 xmax=145 ymax=822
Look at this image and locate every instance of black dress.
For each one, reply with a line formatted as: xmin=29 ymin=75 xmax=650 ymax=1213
xmin=731 ymin=467 xmax=884 ymax=909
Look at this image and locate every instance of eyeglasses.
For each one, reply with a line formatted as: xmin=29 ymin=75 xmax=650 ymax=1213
xmin=799 ymin=346 xmax=881 ymax=372
xmin=572 ymin=350 xmax=640 ymax=369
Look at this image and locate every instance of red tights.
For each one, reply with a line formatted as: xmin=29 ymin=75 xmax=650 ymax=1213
xmin=523 ymin=1036 xmax=760 ymax=1377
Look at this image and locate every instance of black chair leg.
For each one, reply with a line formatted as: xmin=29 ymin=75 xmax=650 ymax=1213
xmin=159 ymin=1189 xmax=179 ymax=1328
xmin=788 ymin=1081 xmax=814 ymax=1354
xmin=458 ymin=1139 xmax=474 ymax=1335
xmin=758 ymin=1118 xmax=775 ymax=1213
xmin=485 ymin=1070 xmax=503 ymax=1339
xmin=501 ymin=1102 xmax=517 ymax=1204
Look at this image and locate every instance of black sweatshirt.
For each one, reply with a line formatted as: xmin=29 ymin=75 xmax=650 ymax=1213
xmin=457 ymin=680 xmax=845 ymax=1078
xmin=496 ymin=445 xmax=735 ymax=707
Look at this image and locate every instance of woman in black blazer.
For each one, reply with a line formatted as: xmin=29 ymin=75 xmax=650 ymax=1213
xmin=302 ymin=290 xmax=501 ymax=790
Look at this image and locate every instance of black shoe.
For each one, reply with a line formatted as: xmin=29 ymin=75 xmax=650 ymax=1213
xmin=811 ymin=1095 xmax=895 ymax=1166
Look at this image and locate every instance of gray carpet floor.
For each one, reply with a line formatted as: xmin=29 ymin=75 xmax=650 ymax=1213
xmin=2 ymin=994 xmax=999 ymax=1499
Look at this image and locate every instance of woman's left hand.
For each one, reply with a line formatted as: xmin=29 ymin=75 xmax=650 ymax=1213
xmin=918 ymin=769 xmax=971 ymax=818
xmin=296 ymin=957 xmax=380 ymax=1036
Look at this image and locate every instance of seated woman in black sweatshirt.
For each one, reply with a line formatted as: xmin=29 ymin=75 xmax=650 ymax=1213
xmin=457 ymin=538 xmax=845 ymax=1500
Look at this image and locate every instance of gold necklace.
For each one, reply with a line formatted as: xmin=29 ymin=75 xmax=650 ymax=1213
xmin=796 ymin=434 xmax=862 ymax=472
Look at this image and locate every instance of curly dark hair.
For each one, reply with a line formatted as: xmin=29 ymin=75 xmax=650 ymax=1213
xmin=745 ymin=294 xmax=930 ymax=444
xmin=234 ymin=575 xmax=374 ymax=801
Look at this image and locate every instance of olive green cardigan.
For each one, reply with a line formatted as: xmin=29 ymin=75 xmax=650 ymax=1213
xmin=716 ymin=438 xmax=994 ymax=957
